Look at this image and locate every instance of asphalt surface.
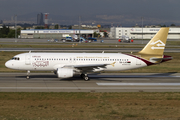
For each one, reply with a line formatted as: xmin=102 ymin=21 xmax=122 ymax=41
xmin=0 ymin=73 xmax=180 ymax=92
xmin=0 ymin=38 xmax=148 ymax=44
xmin=0 ymin=48 xmax=179 ymax=53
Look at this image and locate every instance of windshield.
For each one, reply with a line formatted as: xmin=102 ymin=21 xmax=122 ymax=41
xmin=11 ymin=57 xmax=20 ymax=60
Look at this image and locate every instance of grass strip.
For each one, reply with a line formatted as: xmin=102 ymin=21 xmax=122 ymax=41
xmin=0 ymin=92 xmax=180 ymax=119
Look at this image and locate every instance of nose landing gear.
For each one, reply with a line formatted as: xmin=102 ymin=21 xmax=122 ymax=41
xmin=27 ymin=70 xmax=30 ymax=79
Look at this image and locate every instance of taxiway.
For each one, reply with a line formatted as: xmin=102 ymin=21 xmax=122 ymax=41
xmin=0 ymin=73 xmax=180 ymax=92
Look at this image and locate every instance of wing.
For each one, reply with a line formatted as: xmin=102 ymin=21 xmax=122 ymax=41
xmin=63 ymin=62 xmax=115 ymax=73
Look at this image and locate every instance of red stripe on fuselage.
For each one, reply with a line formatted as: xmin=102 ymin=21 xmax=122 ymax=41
xmin=125 ymin=54 xmax=154 ymax=66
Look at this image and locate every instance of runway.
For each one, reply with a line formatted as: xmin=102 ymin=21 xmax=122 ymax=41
xmin=0 ymin=48 xmax=180 ymax=52
xmin=0 ymin=73 xmax=180 ymax=92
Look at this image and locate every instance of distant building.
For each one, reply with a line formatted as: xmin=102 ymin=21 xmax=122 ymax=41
xmin=110 ymin=27 xmax=180 ymax=40
xmin=37 ymin=13 xmax=44 ymax=25
xmin=72 ymin=25 xmax=98 ymax=29
xmin=20 ymin=29 xmax=99 ymax=39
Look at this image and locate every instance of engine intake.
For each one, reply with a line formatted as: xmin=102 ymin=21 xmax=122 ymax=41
xmin=57 ymin=68 xmax=73 ymax=78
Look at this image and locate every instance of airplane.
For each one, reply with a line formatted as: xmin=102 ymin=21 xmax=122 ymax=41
xmin=5 ymin=28 xmax=172 ymax=81
xmin=119 ymin=35 xmax=132 ymax=43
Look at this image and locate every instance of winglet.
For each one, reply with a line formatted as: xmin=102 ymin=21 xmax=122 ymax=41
xmin=139 ymin=27 xmax=169 ymax=55
xmin=111 ymin=62 xmax=116 ymax=67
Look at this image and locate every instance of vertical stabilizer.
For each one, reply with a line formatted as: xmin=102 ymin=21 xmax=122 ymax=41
xmin=139 ymin=27 xmax=169 ymax=55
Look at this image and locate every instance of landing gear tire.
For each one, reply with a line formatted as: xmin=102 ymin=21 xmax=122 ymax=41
xmin=26 ymin=76 xmax=29 ymax=79
xmin=81 ymin=74 xmax=90 ymax=81
xmin=26 ymin=70 xmax=30 ymax=79
xmin=84 ymin=76 xmax=89 ymax=81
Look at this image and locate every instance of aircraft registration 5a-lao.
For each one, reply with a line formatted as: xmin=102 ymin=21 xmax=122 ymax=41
xmin=5 ymin=28 xmax=172 ymax=81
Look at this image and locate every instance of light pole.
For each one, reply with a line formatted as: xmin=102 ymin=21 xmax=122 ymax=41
xmin=15 ymin=15 xmax=17 ymax=42
xmin=141 ymin=17 xmax=143 ymax=44
xmin=79 ymin=16 xmax=81 ymax=43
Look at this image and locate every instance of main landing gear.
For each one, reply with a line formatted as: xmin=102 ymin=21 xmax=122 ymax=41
xmin=80 ymin=73 xmax=89 ymax=81
xmin=27 ymin=70 xmax=30 ymax=79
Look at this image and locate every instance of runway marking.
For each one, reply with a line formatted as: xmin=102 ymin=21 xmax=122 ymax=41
xmin=89 ymin=75 xmax=180 ymax=78
xmin=0 ymin=86 xmax=180 ymax=90
xmin=96 ymin=83 xmax=180 ymax=86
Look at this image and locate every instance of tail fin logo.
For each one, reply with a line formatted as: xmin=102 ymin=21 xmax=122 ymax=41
xmin=150 ymin=40 xmax=165 ymax=50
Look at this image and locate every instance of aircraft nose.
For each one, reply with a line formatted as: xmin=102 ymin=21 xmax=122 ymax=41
xmin=5 ymin=61 xmax=12 ymax=68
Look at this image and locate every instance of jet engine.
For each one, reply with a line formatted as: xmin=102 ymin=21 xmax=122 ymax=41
xmin=57 ymin=68 xmax=74 ymax=78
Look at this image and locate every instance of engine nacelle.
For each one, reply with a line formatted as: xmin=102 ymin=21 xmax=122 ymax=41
xmin=57 ymin=68 xmax=74 ymax=78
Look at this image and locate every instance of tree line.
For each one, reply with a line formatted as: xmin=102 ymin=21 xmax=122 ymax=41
xmin=0 ymin=25 xmax=20 ymax=38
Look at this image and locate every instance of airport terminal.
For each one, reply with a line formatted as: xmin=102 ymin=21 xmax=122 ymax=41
xmin=20 ymin=29 xmax=99 ymax=39
xmin=110 ymin=27 xmax=180 ymax=39
xmin=20 ymin=27 xmax=180 ymax=40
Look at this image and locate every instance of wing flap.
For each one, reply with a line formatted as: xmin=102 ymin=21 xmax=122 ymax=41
xmin=64 ymin=63 xmax=110 ymax=72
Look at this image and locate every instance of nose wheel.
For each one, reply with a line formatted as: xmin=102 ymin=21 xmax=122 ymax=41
xmin=27 ymin=70 xmax=30 ymax=79
xmin=81 ymin=73 xmax=89 ymax=81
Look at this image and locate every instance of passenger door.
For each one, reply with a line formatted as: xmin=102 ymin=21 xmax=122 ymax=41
xmin=25 ymin=54 xmax=31 ymax=65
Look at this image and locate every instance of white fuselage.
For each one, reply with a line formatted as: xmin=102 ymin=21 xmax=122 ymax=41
xmin=5 ymin=52 xmax=147 ymax=72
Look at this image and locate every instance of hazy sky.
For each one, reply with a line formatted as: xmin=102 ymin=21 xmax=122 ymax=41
xmin=0 ymin=0 xmax=180 ymax=25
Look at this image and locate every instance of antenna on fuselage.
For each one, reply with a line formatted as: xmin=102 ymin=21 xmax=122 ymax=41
xmin=102 ymin=51 xmax=104 ymax=53
xmin=29 ymin=51 xmax=31 ymax=53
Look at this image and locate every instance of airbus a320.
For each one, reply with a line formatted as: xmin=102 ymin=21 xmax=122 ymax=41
xmin=5 ymin=28 xmax=172 ymax=81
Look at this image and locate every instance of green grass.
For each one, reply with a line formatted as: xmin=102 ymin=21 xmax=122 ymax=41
xmin=1 ymin=41 xmax=180 ymax=48
xmin=0 ymin=92 xmax=180 ymax=119
xmin=167 ymin=41 xmax=180 ymax=45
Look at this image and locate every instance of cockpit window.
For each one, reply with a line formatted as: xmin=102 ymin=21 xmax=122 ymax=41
xmin=11 ymin=57 xmax=20 ymax=60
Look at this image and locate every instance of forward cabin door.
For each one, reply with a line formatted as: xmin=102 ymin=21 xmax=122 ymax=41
xmin=25 ymin=54 xmax=31 ymax=65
